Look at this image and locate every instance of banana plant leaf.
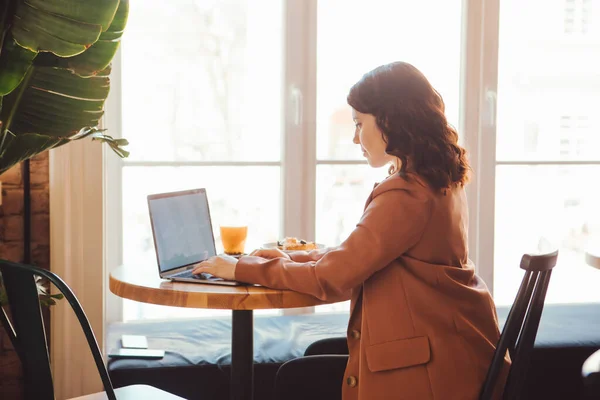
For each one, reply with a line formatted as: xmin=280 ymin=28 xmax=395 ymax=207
xmin=0 ymin=0 xmax=130 ymax=175
xmin=12 ymin=0 xmax=120 ymax=57
xmin=64 ymin=0 xmax=129 ymax=77
xmin=0 ymin=38 xmax=36 ymax=96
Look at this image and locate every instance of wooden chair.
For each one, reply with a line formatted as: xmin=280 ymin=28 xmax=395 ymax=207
xmin=274 ymin=250 xmax=558 ymax=400
xmin=479 ymin=250 xmax=558 ymax=399
xmin=0 ymin=259 xmax=185 ymax=400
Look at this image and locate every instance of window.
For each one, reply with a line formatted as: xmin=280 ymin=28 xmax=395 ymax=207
xmin=113 ymin=0 xmax=464 ymax=320
xmin=494 ymin=0 xmax=600 ymax=305
xmin=313 ymin=0 xmax=462 ymax=312
xmin=106 ymin=0 xmax=600 ymax=323
xmin=120 ymin=0 xmax=284 ymax=320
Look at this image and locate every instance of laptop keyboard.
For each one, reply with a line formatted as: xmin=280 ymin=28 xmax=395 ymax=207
xmin=171 ymin=270 xmax=206 ymax=280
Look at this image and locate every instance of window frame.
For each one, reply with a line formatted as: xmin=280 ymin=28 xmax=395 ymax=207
xmin=461 ymin=0 xmax=501 ymax=292
xmin=102 ymin=0 xmax=504 ymax=322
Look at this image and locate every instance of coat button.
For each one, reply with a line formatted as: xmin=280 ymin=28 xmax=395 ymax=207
xmin=346 ymin=376 xmax=358 ymax=387
xmin=350 ymin=330 xmax=361 ymax=340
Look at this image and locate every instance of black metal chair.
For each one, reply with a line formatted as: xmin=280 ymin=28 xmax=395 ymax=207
xmin=273 ymin=354 xmax=348 ymax=400
xmin=0 ymin=259 xmax=185 ymax=400
xmin=304 ymin=336 xmax=348 ymax=357
xmin=479 ymin=250 xmax=558 ymax=400
xmin=582 ymin=349 xmax=600 ymax=400
xmin=275 ymin=250 xmax=558 ymax=400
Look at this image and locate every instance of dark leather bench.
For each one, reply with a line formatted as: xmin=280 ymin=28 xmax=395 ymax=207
xmin=107 ymin=304 xmax=600 ymax=400
xmin=107 ymin=313 xmax=348 ymax=400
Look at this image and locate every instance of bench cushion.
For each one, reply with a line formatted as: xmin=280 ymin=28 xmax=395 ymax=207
xmin=107 ymin=313 xmax=348 ymax=400
xmin=107 ymin=313 xmax=349 ymax=368
xmin=107 ymin=303 xmax=600 ymax=400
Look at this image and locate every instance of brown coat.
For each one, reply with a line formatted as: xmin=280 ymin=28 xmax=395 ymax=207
xmin=236 ymin=173 xmax=510 ymax=399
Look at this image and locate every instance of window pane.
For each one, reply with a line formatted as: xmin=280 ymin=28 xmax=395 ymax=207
xmin=496 ymin=0 xmax=600 ymax=161
xmin=121 ymin=166 xmax=281 ymax=321
xmin=493 ymin=165 xmax=600 ymax=305
xmin=122 ymin=0 xmax=283 ymax=162
xmin=314 ymin=164 xmax=389 ymax=313
xmin=316 ymin=0 xmax=463 ymax=160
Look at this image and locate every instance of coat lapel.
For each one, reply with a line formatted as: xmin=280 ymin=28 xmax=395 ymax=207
xmin=350 ymin=182 xmax=379 ymax=319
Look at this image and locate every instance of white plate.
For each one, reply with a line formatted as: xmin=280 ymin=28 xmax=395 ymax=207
xmin=262 ymin=242 xmax=326 ymax=250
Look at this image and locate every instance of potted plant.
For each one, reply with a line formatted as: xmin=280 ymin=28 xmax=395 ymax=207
xmin=0 ymin=0 xmax=130 ymax=303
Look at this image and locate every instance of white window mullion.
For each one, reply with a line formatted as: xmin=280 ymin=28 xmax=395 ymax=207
xmin=460 ymin=0 xmax=500 ymax=293
xmin=103 ymin=47 xmax=124 ymax=326
xmin=496 ymin=160 xmax=600 ymax=166
xmin=123 ymin=161 xmax=281 ymax=167
xmin=282 ymin=0 xmax=317 ymax=315
xmin=282 ymin=0 xmax=317 ymax=242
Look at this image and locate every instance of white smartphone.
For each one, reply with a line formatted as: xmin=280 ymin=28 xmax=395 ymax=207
xmin=108 ymin=348 xmax=165 ymax=359
xmin=121 ymin=334 xmax=148 ymax=349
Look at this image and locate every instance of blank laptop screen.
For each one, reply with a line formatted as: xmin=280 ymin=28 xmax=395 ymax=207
xmin=148 ymin=190 xmax=216 ymax=273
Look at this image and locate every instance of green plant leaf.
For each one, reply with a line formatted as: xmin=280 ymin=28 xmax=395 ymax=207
xmin=31 ymin=67 xmax=110 ymax=100
xmin=65 ymin=0 xmax=129 ymax=77
xmin=0 ymin=66 xmax=109 ymax=138
xmin=0 ymin=274 xmax=63 ymax=307
xmin=24 ymin=0 xmax=120 ymax=32
xmin=11 ymin=0 xmax=121 ymax=58
xmin=0 ymin=127 xmax=129 ymax=176
xmin=12 ymin=2 xmax=103 ymax=57
xmin=39 ymin=297 xmax=57 ymax=307
xmin=0 ymin=37 xmax=36 ymax=96
xmin=0 ymin=132 xmax=68 ymax=173
xmin=89 ymin=131 xmax=130 ymax=158
xmin=0 ymin=0 xmax=129 ymax=174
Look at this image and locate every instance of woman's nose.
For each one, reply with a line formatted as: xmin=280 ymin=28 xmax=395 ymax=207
xmin=353 ymin=133 xmax=359 ymax=144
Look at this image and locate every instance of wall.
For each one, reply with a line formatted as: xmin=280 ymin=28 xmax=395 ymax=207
xmin=0 ymin=154 xmax=50 ymax=399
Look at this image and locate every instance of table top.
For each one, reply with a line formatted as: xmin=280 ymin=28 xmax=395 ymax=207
xmin=109 ymin=265 xmax=327 ymax=310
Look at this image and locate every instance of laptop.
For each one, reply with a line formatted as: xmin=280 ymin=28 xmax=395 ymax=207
xmin=147 ymin=188 xmax=243 ymax=286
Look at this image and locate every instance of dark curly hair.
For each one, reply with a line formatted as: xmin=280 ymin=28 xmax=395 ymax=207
xmin=347 ymin=61 xmax=470 ymax=191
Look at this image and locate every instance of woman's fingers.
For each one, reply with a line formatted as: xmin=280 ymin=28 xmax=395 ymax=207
xmin=192 ymin=257 xmax=214 ymax=274
xmin=192 ymin=266 xmax=208 ymax=275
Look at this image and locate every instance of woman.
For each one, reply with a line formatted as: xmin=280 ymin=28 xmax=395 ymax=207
xmin=193 ymin=61 xmax=510 ymax=399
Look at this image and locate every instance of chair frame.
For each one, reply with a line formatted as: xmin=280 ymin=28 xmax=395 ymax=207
xmin=479 ymin=250 xmax=558 ymax=400
xmin=0 ymin=259 xmax=118 ymax=400
xmin=274 ymin=354 xmax=348 ymax=400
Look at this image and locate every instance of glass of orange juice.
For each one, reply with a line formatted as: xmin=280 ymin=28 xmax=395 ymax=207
xmin=220 ymin=226 xmax=248 ymax=255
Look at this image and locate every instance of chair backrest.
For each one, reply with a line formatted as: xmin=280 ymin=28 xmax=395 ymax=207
xmin=303 ymin=337 xmax=348 ymax=357
xmin=479 ymin=250 xmax=559 ymax=400
xmin=0 ymin=259 xmax=117 ymax=400
xmin=274 ymin=354 xmax=348 ymax=400
xmin=582 ymin=349 xmax=600 ymax=400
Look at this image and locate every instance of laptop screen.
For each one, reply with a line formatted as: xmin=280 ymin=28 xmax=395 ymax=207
xmin=148 ymin=189 xmax=217 ymax=273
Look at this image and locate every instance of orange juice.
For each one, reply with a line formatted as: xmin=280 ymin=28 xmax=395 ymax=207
xmin=220 ymin=226 xmax=248 ymax=255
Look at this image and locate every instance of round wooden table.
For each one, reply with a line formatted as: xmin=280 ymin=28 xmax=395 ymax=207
xmin=109 ymin=265 xmax=326 ymax=400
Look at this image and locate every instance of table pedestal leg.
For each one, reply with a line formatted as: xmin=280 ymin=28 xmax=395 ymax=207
xmin=231 ymin=310 xmax=253 ymax=400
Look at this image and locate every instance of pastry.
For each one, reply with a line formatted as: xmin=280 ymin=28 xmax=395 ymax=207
xmin=276 ymin=237 xmax=318 ymax=251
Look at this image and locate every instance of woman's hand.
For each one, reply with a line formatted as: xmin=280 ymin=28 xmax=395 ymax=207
xmin=192 ymin=255 xmax=238 ymax=280
xmin=249 ymin=248 xmax=291 ymax=260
